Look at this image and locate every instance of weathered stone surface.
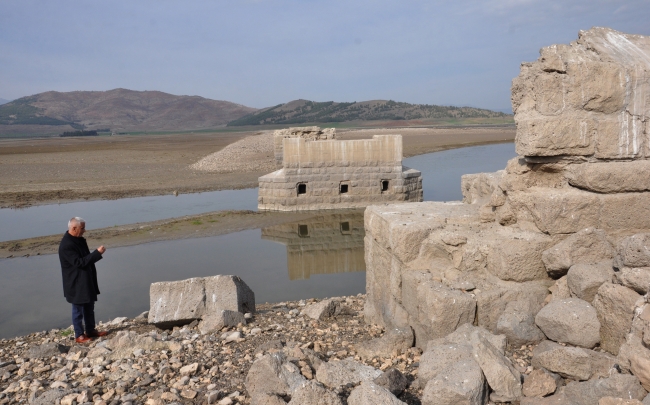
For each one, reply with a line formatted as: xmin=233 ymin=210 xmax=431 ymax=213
xmin=563 ymin=374 xmax=646 ymax=405
xmin=542 ymin=228 xmax=615 ymax=278
xmin=535 ymin=298 xmax=601 ymax=348
xmin=566 ymin=161 xmax=650 ymax=194
xmin=419 ymin=343 xmax=474 ymax=386
xmin=26 ymin=342 xmax=69 ymax=359
xmin=301 ymin=299 xmax=340 ymax=320
xmin=599 ymin=398 xmax=644 ymax=405
xmin=520 ymin=393 xmax=573 ymax=405
xmin=33 ymin=389 xmax=73 ymax=405
xmin=476 ymin=282 xmax=548 ymax=334
xmin=497 ymin=299 xmax=546 ymax=347
xmin=374 ymin=368 xmax=409 ymax=396
xmin=348 ymin=381 xmax=406 ymax=405
xmin=287 ymin=381 xmax=342 ymax=405
xmin=487 ymin=231 xmax=553 ymax=281
xmin=149 ymin=275 xmax=254 ymax=328
xmin=198 ymin=309 xmax=247 ymax=335
xmin=617 ymin=234 xmax=650 ymax=268
xmin=472 ymin=333 xmax=522 ymax=402
xmin=355 ymin=326 xmax=413 ymax=360
xmin=593 ymin=283 xmax=641 ymax=355
xmin=245 ymin=352 xmax=306 ymax=398
xmin=427 ymin=323 xmax=507 ymax=355
xmin=532 ymin=341 xmax=592 ymax=380
xmin=523 ymin=369 xmax=558 ymax=398
xmin=461 ymin=171 xmax=504 ymax=205
xmin=421 ymin=359 xmax=487 ymax=405
xmin=616 ymin=268 xmax=650 ymax=295
xmin=315 ymin=358 xmax=382 ymax=389
xmin=567 ymin=261 xmax=615 ymax=302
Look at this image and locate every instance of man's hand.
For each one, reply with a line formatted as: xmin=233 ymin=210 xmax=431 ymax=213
xmin=97 ymin=246 xmax=106 ymax=254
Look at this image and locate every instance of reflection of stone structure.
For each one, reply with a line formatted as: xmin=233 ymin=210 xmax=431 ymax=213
xmin=273 ymin=127 xmax=336 ymax=168
xmin=262 ymin=212 xmax=365 ymax=280
xmin=364 ymin=27 xmax=650 ymax=371
xmin=258 ymin=133 xmax=422 ymax=211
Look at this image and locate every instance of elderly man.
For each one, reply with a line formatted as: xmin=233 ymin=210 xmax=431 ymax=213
xmin=59 ymin=217 xmax=108 ymax=343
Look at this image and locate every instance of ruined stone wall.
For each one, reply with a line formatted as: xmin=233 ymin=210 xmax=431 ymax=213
xmin=363 ymin=28 xmax=650 ymax=403
xmin=258 ymin=135 xmax=422 ymax=211
xmin=273 ymin=126 xmax=336 ymax=168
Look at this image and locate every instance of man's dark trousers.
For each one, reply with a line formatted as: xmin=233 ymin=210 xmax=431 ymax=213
xmin=72 ymin=302 xmax=96 ymax=338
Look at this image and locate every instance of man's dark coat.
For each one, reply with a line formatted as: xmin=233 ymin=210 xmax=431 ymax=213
xmin=59 ymin=231 xmax=103 ymax=304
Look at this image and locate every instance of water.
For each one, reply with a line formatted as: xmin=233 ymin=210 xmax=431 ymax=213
xmin=0 ymin=188 xmax=259 ymax=242
xmin=0 ymin=142 xmax=517 ymax=338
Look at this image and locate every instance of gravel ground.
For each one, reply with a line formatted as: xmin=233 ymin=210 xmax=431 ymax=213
xmin=190 ymin=133 xmax=275 ymax=174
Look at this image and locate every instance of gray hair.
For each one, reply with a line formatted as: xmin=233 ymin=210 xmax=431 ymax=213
xmin=68 ymin=217 xmax=85 ymax=228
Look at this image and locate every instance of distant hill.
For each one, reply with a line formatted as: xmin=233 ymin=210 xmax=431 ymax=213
xmin=0 ymin=98 xmax=9 ymax=105
xmin=0 ymin=89 xmax=257 ymax=135
xmin=227 ymin=99 xmax=511 ymax=126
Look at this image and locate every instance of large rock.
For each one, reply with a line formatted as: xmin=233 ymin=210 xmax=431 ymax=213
xmin=486 ymin=230 xmax=553 ymax=281
xmin=593 ymin=283 xmax=641 ymax=355
xmin=475 ymin=282 xmax=548 ymax=334
xmin=198 ymin=309 xmax=247 ymax=335
xmin=427 ymin=323 xmax=507 ymax=355
xmin=419 ymin=343 xmax=474 ymax=386
xmin=315 ymin=358 xmax=382 ymax=389
xmin=531 ymin=340 xmax=615 ymax=381
xmin=355 ymin=326 xmax=413 ymax=360
xmin=567 ymin=261 xmax=614 ymax=303
xmin=26 ymin=342 xmax=70 ymax=359
xmin=541 ymin=228 xmax=615 ymax=278
xmin=523 ymin=369 xmax=559 ymax=398
xmin=497 ymin=300 xmax=546 ymax=347
xmin=562 ymin=374 xmax=647 ymax=405
xmin=461 ymin=171 xmax=504 ymax=205
xmin=615 ymin=268 xmax=650 ymax=295
xmin=617 ymin=234 xmax=650 ymax=268
xmin=287 ymin=381 xmax=342 ymax=405
xmin=421 ymin=359 xmax=487 ymax=405
xmin=149 ymin=275 xmax=255 ymax=328
xmin=472 ymin=333 xmax=522 ymax=402
xmin=374 ymin=368 xmax=409 ymax=396
xmin=301 ymin=299 xmax=341 ymax=320
xmin=348 ymin=381 xmax=406 ymax=405
xmin=566 ymin=161 xmax=650 ymax=193
xmin=245 ymin=352 xmax=306 ymax=399
xmin=535 ymin=298 xmax=601 ymax=348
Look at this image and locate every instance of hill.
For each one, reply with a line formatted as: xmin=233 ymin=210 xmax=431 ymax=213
xmin=0 ymin=98 xmax=9 ymax=105
xmin=227 ymin=99 xmax=511 ymax=126
xmin=0 ymin=89 xmax=257 ymax=136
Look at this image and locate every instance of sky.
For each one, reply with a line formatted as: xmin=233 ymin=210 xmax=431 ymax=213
xmin=1 ymin=1 xmax=649 ymax=113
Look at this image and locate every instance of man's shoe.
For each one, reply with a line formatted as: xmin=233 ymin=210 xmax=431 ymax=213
xmin=75 ymin=334 xmax=92 ymax=344
xmin=87 ymin=330 xmax=109 ymax=338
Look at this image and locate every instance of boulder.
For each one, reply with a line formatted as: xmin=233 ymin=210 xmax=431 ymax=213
xmin=535 ymin=298 xmax=601 ymax=348
xmin=199 ymin=309 xmax=247 ymax=335
xmin=374 ymin=368 xmax=409 ymax=396
xmin=419 ymin=343 xmax=474 ymax=386
xmin=245 ymin=352 xmax=306 ymax=399
xmin=26 ymin=342 xmax=70 ymax=359
xmin=287 ymin=381 xmax=342 ymax=405
xmin=541 ymin=228 xmax=615 ymax=278
xmin=421 ymin=359 xmax=487 ymax=405
xmin=497 ymin=300 xmax=546 ymax=347
xmin=523 ymin=369 xmax=560 ymax=398
xmin=520 ymin=393 xmax=573 ymax=405
xmin=615 ymin=268 xmax=650 ymax=295
xmin=472 ymin=333 xmax=522 ymax=402
xmin=532 ymin=340 xmax=617 ymax=381
xmin=549 ymin=277 xmax=572 ymax=302
xmin=617 ymin=234 xmax=650 ymax=268
xmin=427 ymin=322 xmax=507 ymax=355
xmin=593 ymin=283 xmax=641 ymax=355
xmin=315 ymin=358 xmax=382 ymax=389
xmin=562 ymin=374 xmax=646 ymax=405
xmin=486 ymin=231 xmax=553 ymax=281
xmin=301 ymin=299 xmax=340 ymax=320
xmin=461 ymin=171 xmax=504 ymax=204
xmin=567 ymin=262 xmax=614 ymax=302
xmin=348 ymin=381 xmax=406 ymax=405
xmin=355 ymin=326 xmax=413 ymax=360
xmin=475 ymin=282 xmax=548 ymax=334
xmin=149 ymin=275 xmax=254 ymax=328
xmin=599 ymin=398 xmax=644 ymax=405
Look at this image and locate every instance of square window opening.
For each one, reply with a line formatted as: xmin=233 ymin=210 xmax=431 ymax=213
xmin=340 ymin=183 xmax=349 ymax=194
xmin=297 ymin=183 xmax=307 ymax=195
xmin=298 ymin=224 xmax=309 ymax=237
xmin=340 ymin=222 xmax=351 ymax=234
xmin=381 ymin=180 xmax=389 ymax=192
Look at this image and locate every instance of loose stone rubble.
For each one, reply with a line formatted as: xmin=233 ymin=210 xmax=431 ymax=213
xmin=363 ymin=27 xmax=650 ymax=405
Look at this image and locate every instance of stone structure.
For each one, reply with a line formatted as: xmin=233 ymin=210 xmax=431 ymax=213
xmin=364 ymin=28 xmax=650 ymax=404
xmin=273 ymin=126 xmax=337 ymax=168
xmin=261 ymin=211 xmax=365 ymax=280
xmin=258 ymin=133 xmax=423 ymax=211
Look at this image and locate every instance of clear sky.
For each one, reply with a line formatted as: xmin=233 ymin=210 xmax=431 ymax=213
xmin=1 ymin=0 xmax=648 ymax=112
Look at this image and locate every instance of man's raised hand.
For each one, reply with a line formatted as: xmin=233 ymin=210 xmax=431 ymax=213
xmin=97 ymin=246 xmax=106 ymax=254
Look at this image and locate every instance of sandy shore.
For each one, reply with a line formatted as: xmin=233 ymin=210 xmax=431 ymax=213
xmin=0 ymin=126 xmax=514 ymax=209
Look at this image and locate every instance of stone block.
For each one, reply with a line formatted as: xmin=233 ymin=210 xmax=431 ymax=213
xmin=487 ymin=231 xmax=553 ymax=281
xmin=616 ymin=267 xmax=650 ymax=295
xmin=566 ymin=161 xmax=650 ymax=193
xmin=348 ymin=381 xmax=406 ymax=405
xmin=542 ymin=228 xmax=615 ymax=278
xmin=567 ymin=261 xmax=615 ymax=303
xmin=422 ymin=359 xmax=487 ymax=405
xmin=593 ymin=283 xmax=641 ymax=355
xmin=617 ymin=234 xmax=650 ymax=268
xmin=535 ymin=298 xmax=601 ymax=348
xmin=472 ymin=333 xmax=522 ymax=402
xmin=315 ymin=358 xmax=382 ymax=389
xmin=515 ymin=117 xmax=596 ymax=157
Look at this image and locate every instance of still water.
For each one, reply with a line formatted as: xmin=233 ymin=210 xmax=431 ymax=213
xmin=0 ymin=142 xmax=516 ymax=338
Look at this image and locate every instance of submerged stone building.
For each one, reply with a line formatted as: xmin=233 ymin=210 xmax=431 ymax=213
xmin=258 ymin=130 xmax=423 ymax=211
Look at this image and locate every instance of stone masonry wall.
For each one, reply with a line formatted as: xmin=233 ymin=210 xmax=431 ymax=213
xmin=273 ymin=126 xmax=336 ymax=168
xmin=258 ymin=135 xmax=422 ymax=211
xmin=363 ymin=28 xmax=650 ymax=404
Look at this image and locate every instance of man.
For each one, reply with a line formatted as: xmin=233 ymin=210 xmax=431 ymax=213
xmin=59 ymin=217 xmax=109 ymax=343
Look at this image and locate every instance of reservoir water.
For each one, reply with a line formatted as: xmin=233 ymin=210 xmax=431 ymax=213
xmin=0 ymin=142 xmax=516 ymax=338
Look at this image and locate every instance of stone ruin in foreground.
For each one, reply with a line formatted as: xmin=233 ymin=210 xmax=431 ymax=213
xmin=258 ymin=126 xmax=423 ymax=211
xmin=364 ymin=27 xmax=650 ymax=404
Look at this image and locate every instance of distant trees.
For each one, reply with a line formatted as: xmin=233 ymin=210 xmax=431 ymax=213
xmin=60 ymin=130 xmax=98 ymax=137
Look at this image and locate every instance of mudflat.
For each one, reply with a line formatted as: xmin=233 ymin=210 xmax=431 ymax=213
xmin=0 ymin=126 xmax=514 ymax=209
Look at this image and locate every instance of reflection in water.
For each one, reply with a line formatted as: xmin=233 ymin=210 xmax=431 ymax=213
xmin=262 ymin=211 xmax=365 ymax=280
